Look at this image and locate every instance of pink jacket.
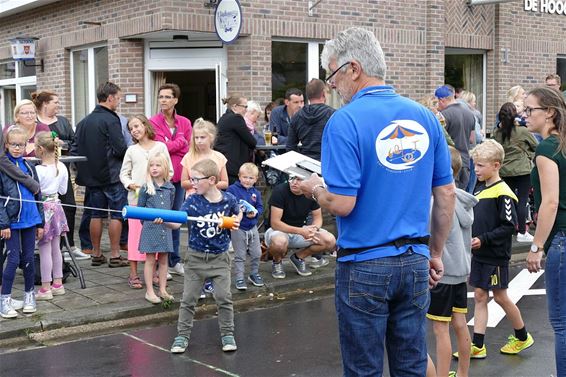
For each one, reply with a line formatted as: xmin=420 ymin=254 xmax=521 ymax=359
xmin=150 ymin=112 xmax=192 ymax=183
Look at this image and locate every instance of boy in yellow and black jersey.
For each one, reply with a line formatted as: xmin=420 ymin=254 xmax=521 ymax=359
xmin=458 ymin=140 xmax=534 ymax=360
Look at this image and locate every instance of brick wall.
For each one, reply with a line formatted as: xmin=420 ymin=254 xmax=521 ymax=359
xmin=0 ymin=0 xmax=565 ymax=125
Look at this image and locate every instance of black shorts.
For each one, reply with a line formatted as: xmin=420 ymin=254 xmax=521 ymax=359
xmin=426 ymin=282 xmax=468 ymax=322
xmin=469 ymin=259 xmax=509 ymax=290
xmin=86 ymin=182 xmax=127 ymax=220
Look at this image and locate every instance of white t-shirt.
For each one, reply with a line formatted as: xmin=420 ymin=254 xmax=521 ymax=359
xmin=35 ymin=161 xmax=69 ymax=196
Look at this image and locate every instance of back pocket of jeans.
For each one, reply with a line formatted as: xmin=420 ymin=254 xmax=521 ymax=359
xmin=412 ymin=268 xmax=430 ymax=310
xmin=349 ymin=269 xmax=391 ymax=315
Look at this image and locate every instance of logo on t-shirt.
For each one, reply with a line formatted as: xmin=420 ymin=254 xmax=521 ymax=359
xmin=375 ymin=120 xmax=430 ymax=171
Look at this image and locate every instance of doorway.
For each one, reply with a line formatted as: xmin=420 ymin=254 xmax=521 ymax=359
xmin=159 ymin=71 xmax=216 ymax=123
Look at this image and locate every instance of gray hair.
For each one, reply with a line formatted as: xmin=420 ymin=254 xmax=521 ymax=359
xmin=321 ymin=27 xmax=387 ymax=80
xmin=246 ymin=100 xmax=262 ymax=114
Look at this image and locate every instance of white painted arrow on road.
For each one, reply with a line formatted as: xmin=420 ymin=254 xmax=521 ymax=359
xmin=467 ymin=269 xmax=545 ymax=328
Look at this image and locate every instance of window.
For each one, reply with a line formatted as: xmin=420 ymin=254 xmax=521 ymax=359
xmin=0 ymin=60 xmax=36 ymax=127
xmin=557 ymin=56 xmax=566 ymax=92
xmin=271 ymin=40 xmax=325 ymax=101
xmin=71 ymin=46 xmax=109 ymax=125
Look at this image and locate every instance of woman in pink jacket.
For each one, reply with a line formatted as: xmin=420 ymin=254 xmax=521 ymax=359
xmin=150 ymin=83 xmax=192 ymax=275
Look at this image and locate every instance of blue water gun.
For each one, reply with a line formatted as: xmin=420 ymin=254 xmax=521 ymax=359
xmin=239 ymin=199 xmax=258 ymax=216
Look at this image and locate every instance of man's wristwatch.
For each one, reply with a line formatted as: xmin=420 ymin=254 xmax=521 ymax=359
xmin=530 ymin=243 xmax=544 ymax=253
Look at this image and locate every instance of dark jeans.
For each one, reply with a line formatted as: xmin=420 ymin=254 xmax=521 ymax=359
xmin=2 ymin=227 xmax=36 ymax=294
xmin=335 ymin=249 xmax=429 ymax=376
xmin=170 ymin=181 xmax=185 ymax=267
xmin=79 ymin=189 xmax=92 ymax=250
xmin=503 ymin=174 xmax=531 ymax=234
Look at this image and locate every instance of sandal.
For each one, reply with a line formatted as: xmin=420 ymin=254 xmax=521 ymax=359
xmin=91 ymin=254 xmax=107 ymax=266
xmin=128 ymin=276 xmax=143 ymax=289
xmin=108 ymin=256 xmax=129 ymax=268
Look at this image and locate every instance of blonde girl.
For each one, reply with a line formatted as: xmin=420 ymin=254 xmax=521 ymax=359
xmin=34 ymin=131 xmax=69 ymax=300
xmin=137 ymin=151 xmax=175 ymax=304
xmin=120 ymin=115 xmax=172 ymax=290
xmin=0 ymin=127 xmax=44 ymax=318
xmin=180 ymin=118 xmax=228 ymax=194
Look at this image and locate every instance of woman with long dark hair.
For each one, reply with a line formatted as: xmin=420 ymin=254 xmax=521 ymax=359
xmin=493 ymin=102 xmax=538 ymax=242
xmin=525 ymin=87 xmax=566 ymax=376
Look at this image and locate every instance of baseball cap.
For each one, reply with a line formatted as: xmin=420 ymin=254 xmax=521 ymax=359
xmin=434 ymin=85 xmax=454 ymax=99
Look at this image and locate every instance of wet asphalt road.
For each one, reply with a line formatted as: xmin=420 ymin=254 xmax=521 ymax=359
xmin=0 ymin=264 xmax=556 ymax=377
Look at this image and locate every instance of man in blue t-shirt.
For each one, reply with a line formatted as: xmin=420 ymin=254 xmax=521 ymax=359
xmin=300 ymin=28 xmax=455 ymax=377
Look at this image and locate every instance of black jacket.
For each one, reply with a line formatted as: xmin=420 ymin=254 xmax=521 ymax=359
xmin=0 ymin=159 xmax=44 ymax=230
xmin=46 ymin=115 xmax=75 ymax=152
xmin=73 ymin=105 xmax=127 ymax=187
xmin=214 ymin=109 xmax=257 ymax=183
xmin=472 ymin=180 xmax=518 ymax=266
xmin=287 ymin=103 xmax=335 ymax=161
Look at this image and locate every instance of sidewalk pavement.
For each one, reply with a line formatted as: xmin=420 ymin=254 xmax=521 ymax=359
xmin=0 ymin=229 xmax=532 ymax=347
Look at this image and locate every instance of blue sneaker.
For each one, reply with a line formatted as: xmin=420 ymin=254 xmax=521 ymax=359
xmin=203 ymin=280 xmax=214 ymax=294
xmin=171 ymin=336 xmax=189 ymax=353
xmin=248 ymin=273 xmax=264 ymax=287
xmin=290 ymin=254 xmax=312 ymax=277
xmin=235 ymin=279 xmax=247 ymax=290
xmin=221 ymin=335 xmax=237 ymax=351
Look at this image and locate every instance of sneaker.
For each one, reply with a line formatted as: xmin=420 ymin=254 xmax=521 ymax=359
xmin=453 ymin=344 xmax=487 ymax=359
xmin=248 ymin=273 xmax=264 ymax=287
xmin=516 ymin=232 xmax=534 ymax=243
xmin=203 ymin=280 xmax=214 ymax=294
xmin=0 ymin=295 xmax=17 ymax=318
xmin=199 ymin=290 xmax=206 ymax=299
xmin=448 ymin=372 xmax=457 ymax=377
xmin=168 ymin=262 xmax=185 ymax=276
xmin=235 ymin=279 xmax=247 ymax=290
xmin=63 ymin=252 xmax=72 ymax=262
xmin=309 ymin=256 xmax=329 ymax=269
xmin=23 ymin=291 xmax=37 ymax=314
xmin=221 ymin=335 xmax=238 ymax=352
xmin=170 ymin=336 xmax=189 ymax=353
xmin=51 ymin=284 xmax=65 ymax=296
xmin=166 ymin=272 xmax=173 ymax=281
xmin=290 ymin=253 xmax=312 ymax=277
xmin=10 ymin=298 xmax=23 ymax=311
xmin=70 ymin=246 xmax=91 ymax=260
xmin=36 ymin=289 xmax=53 ymax=301
xmin=271 ymin=262 xmax=286 ymax=279
xmin=500 ymin=333 xmax=534 ymax=354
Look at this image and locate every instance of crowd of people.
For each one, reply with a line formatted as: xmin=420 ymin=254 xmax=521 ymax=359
xmin=1 ymin=25 xmax=566 ymax=375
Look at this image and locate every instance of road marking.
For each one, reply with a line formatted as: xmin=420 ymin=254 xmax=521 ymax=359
xmin=122 ymin=333 xmax=240 ymax=377
xmin=466 ymin=269 xmax=545 ymax=328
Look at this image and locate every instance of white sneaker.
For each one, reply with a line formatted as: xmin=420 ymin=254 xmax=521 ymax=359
xmin=517 ymin=232 xmax=534 ymax=243
xmin=70 ymin=247 xmax=91 ymax=260
xmin=10 ymin=298 xmax=23 ymax=311
xmin=166 ymin=272 xmax=173 ymax=281
xmin=168 ymin=263 xmax=185 ymax=276
xmin=63 ymin=252 xmax=72 ymax=262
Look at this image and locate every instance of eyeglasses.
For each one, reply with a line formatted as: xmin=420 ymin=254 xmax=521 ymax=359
xmin=8 ymin=143 xmax=26 ymax=149
xmin=524 ymin=107 xmax=548 ymax=117
xmin=235 ymin=104 xmax=248 ymax=109
xmin=19 ymin=111 xmax=36 ymax=116
xmin=189 ymin=176 xmax=211 ymax=183
xmin=158 ymin=95 xmax=174 ymax=100
xmin=325 ymin=61 xmax=351 ymax=84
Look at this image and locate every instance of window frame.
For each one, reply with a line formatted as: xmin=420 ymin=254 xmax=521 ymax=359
xmin=0 ymin=60 xmax=36 ymax=127
xmin=70 ymin=43 xmax=108 ymax=126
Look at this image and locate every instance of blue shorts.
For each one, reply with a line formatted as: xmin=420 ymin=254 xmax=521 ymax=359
xmin=86 ymin=182 xmax=127 ymax=220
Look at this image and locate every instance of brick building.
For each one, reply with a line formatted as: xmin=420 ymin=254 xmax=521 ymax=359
xmin=0 ymin=0 xmax=565 ymax=131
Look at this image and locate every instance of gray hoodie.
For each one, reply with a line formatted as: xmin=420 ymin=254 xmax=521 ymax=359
xmin=439 ymin=188 xmax=478 ymax=285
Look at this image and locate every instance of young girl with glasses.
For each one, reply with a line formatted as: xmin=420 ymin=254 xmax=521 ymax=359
xmin=0 ymin=127 xmax=44 ymax=318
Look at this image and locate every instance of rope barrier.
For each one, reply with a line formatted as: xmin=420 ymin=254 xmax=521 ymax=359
xmin=0 ymin=195 xmax=121 ymax=214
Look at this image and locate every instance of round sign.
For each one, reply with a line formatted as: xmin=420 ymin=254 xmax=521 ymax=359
xmin=214 ymin=0 xmax=242 ymax=44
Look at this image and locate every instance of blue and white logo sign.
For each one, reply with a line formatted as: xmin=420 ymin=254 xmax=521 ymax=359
xmin=214 ymin=0 xmax=242 ymax=44
xmin=375 ymin=120 xmax=430 ymax=171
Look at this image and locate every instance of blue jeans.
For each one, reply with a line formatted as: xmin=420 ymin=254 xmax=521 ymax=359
xmin=335 ymin=249 xmax=430 ymax=377
xmin=545 ymin=231 xmax=566 ymax=376
xmin=169 ymin=181 xmax=185 ymax=267
xmin=2 ymin=227 xmax=36 ymax=294
xmin=79 ymin=188 xmax=92 ymax=250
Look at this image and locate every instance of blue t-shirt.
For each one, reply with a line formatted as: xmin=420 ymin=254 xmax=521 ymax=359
xmin=321 ymin=86 xmax=453 ymax=262
xmin=181 ymin=191 xmax=240 ymax=254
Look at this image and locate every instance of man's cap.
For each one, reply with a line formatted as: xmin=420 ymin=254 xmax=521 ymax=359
xmin=434 ymin=85 xmax=454 ymax=99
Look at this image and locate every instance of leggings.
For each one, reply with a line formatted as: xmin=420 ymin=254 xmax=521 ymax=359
xmin=38 ymin=236 xmax=63 ymax=283
xmin=1 ymin=227 xmax=36 ymax=294
xmin=503 ymin=174 xmax=531 ymax=234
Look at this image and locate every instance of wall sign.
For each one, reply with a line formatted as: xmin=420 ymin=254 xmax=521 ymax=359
xmin=10 ymin=38 xmax=37 ymax=61
xmin=525 ymin=0 xmax=566 ymax=14
xmin=214 ymin=0 xmax=242 ymax=44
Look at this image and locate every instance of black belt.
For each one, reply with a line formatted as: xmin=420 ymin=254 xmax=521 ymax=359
xmin=337 ymin=236 xmax=430 ymax=258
